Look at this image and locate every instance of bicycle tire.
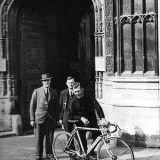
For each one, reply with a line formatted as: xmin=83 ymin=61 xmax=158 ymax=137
xmin=52 ymin=131 xmax=81 ymax=160
xmin=97 ymin=137 xmax=134 ymax=160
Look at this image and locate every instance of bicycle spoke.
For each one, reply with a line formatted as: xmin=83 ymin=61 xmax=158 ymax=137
xmin=53 ymin=132 xmax=81 ymax=160
xmin=97 ymin=138 xmax=134 ymax=160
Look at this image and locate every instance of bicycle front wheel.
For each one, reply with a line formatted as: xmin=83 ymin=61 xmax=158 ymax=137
xmin=97 ymin=137 xmax=134 ymax=160
xmin=52 ymin=131 xmax=80 ymax=160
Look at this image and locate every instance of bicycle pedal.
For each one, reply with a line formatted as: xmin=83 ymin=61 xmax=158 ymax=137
xmin=89 ymin=156 xmax=96 ymax=160
xmin=112 ymin=155 xmax=117 ymax=160
xmin=106 ymin=140 xmax=110 ymax=143
xmin=70 ymin=153 xmax=76 ymax=157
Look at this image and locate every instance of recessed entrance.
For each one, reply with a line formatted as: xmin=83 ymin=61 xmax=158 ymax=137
xmin=15 ymin=0 xmax=95 ymax=130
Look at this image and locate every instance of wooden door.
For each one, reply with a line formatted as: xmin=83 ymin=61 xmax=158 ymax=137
xmin=18 ymin=5 xmax=46 ymax=130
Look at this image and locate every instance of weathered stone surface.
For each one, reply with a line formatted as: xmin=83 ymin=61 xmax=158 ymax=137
xmin=100 ymin=75 xmax=160 ymax=147
xmin=0 ymin=99 xmax=12 ymax=132
xmin=12 ymin=115 xmax=23 ymax=136
xmin=114 ymin=106 xmax=160 ymax=147
xmin=110 ymin=80 xmax=159 ymax=107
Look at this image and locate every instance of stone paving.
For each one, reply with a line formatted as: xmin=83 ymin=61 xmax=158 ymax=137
xmin=0 ymin=129 xmax=160 ymax=160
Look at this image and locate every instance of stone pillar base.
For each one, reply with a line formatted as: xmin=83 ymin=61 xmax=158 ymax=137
xmin=12 ymin=115 xmax=23 ymax=136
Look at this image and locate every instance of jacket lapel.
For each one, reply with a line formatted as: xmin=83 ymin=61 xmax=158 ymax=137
xmin=40 ymin=87 xmax=46 ymax=100
xmin=62 ymin=89 xmax=68 ymax=109
xmin=65 ymin=89 xmax=69 ymax=102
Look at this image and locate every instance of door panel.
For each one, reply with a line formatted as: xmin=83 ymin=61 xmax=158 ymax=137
xmin=19 ymin=5 xmax=45 ymax=130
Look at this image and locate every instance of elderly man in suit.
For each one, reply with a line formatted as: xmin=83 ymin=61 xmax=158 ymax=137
xmin=30 ymin=73 xmax=59 ymax=160
xmin=59 ymin=76 xmax=75 ymax=133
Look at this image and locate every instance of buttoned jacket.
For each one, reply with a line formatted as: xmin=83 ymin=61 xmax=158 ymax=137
xmin=59 ymin=89 xmax=69 ymax=120
xmin=69 ymin=92 xmax=105 ymax=127
xmin=30 ymin=86 xmax=59 ymax=124
xmin=59 ymin=89 xmax=74 ymax=120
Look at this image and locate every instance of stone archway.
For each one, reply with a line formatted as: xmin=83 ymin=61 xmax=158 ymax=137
xmin=0 ymin=0 xmax=62 ymax=131
xmin=0 ymin=0 xmax=104 ymax=132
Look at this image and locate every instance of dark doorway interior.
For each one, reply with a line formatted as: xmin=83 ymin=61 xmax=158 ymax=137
xmin=16 ymin=0 xmax=94 ymax=131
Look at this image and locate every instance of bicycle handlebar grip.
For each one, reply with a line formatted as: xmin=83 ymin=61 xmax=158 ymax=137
xmin=68 ymin=119 xmax=80 ymax=123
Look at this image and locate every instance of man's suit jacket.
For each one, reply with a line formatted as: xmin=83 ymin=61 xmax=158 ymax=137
xmin=30 ymin=86 xmax=59 ymax=124
xmin=59 ymin=89 xmax=70 ymax=120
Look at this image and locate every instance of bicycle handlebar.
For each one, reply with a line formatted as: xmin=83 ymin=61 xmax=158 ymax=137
xmin=99 ymin=122 xmax=121 ymax=133
xmin=68 ymin=119 xmax=121 ymax=133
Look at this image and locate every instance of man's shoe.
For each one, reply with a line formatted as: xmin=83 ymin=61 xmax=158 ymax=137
xmin=46 ymin=154 xmax=55 ymax=159
xmin=35 ymin=153 xmax=42 ymax=160
xmin=35 ymin=158 xmax=42 ymax=160
xmin=89 ymin=151 xmax=97 ymax=159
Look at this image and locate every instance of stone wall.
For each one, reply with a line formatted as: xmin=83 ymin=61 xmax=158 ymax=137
xmin=0 ymin=98 xmax=12 ymax=132
xmin=100 ymin=74 xmax=160 ymax=147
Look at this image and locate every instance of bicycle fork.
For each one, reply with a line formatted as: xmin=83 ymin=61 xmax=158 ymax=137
xmin=102 ymin=138 xmax=117 ymax=160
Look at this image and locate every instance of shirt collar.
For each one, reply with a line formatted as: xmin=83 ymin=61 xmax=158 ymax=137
xmin=43 ymin=87 xmax=50 ymax=92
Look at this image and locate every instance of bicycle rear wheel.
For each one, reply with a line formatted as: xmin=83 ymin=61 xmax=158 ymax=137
xmin=52 ymin=132 xmax=80 ymax=160
xmin=97 ymin=137 xmax=134 ymax=160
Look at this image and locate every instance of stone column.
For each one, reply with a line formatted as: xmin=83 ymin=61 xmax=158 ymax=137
xmin=158 ymin=0 xmax=160 ymax=104
xmin=105 ymin=0 xmax=114 ymax=76
xmin=98 ymin=71 xmax=103 ymax=98
xmin=95 ymin=71 xmax=99 ymax=98
xmin=0 ymin=38 xmax=6 ymax=96
xmin=6 ymin=38 xmax=11 ymax=96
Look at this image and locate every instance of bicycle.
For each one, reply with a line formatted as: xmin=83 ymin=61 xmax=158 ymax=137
xmin=52 ymin=120 xmax=134 ymax=160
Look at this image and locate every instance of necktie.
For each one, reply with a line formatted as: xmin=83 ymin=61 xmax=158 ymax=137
xmin=70 ymin=91 xmax=73 ymax=97
xmin=46 ymin=89 xmax=49 ymax=100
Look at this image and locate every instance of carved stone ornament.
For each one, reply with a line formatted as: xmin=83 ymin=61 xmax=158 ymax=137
xmin=106 ymin=56 xmax=114 ymax=73
xmin=1 ymin=0 xmax=13 ymax=37
xmin=114 ymin=13 xmax=155 ymax=25
xmin=105 ymin=0 xmax=114 ymax=73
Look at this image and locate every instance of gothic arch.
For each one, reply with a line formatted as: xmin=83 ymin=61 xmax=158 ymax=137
xmin=0 ymin=0 xmax=26 ymax=98
xmin=0 ymin=0 xmax=106 ymax=131
xmin=0 ymin=0 xmax=105 ymax=98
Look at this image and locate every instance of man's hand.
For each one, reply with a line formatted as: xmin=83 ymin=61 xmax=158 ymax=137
xmin=30 ymin=121 xmax=35 ymax=127
xmin=59 ymin=119 xmax=62 ymax=124
xmin=99 ymin=118 xmax=108 ymax=126
xmin=81 ymin=117 xmax=90 ymax=126
xmin=59 ymin=119 xmax=64 ymax=129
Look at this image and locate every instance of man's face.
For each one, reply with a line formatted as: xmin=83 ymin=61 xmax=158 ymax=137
xmin=42 ymin=79 xmax=51 ymax=88
xmin=66 ymin=79 xmax=75 ymax=89
xmin=73 ymin=86 xmax=84 ymax=99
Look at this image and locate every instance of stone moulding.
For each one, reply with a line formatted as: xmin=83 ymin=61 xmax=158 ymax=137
xmin=1 ymin=0 xmax=13 ymax=38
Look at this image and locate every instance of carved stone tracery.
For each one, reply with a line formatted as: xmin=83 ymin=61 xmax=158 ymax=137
xmin=105 ymin=0 xmax=114 ymax=74
xmin=114 ymin=13 xmax=156 ymax=25
xmin=1 ymin=0 xmax=13 ymax=37
xmin=92 ymin=0 xmax=105 ymax=99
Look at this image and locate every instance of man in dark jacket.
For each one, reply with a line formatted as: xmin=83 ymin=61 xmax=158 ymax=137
xmin=30 ymin=73 xmax=59 ymax=160
xmin=69 ymin=82 xmax=108 ymax=155
xmin=59 ymin=76 xmax=75 ymax=132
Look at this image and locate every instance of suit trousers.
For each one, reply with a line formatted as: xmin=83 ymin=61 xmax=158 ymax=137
xmin=35 ymin=116 xmax=55 ymax=157
xmin=77 ymin=121 xmax=100 ymax=153
xmin=63 ymin=110 xmax=73 ymax=133
xmin=63 ymin=110 xmax=75 ymax=150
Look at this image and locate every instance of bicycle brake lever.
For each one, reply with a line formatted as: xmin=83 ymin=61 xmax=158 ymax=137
xmin=117 ymin=125 xmax=121 ymax=130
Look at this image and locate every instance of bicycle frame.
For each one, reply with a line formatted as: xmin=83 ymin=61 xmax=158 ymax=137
xmin=65 ymin=124 xmax=116 ymax=158
xmin=53 ymin=122 xmax=134 ymax=160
